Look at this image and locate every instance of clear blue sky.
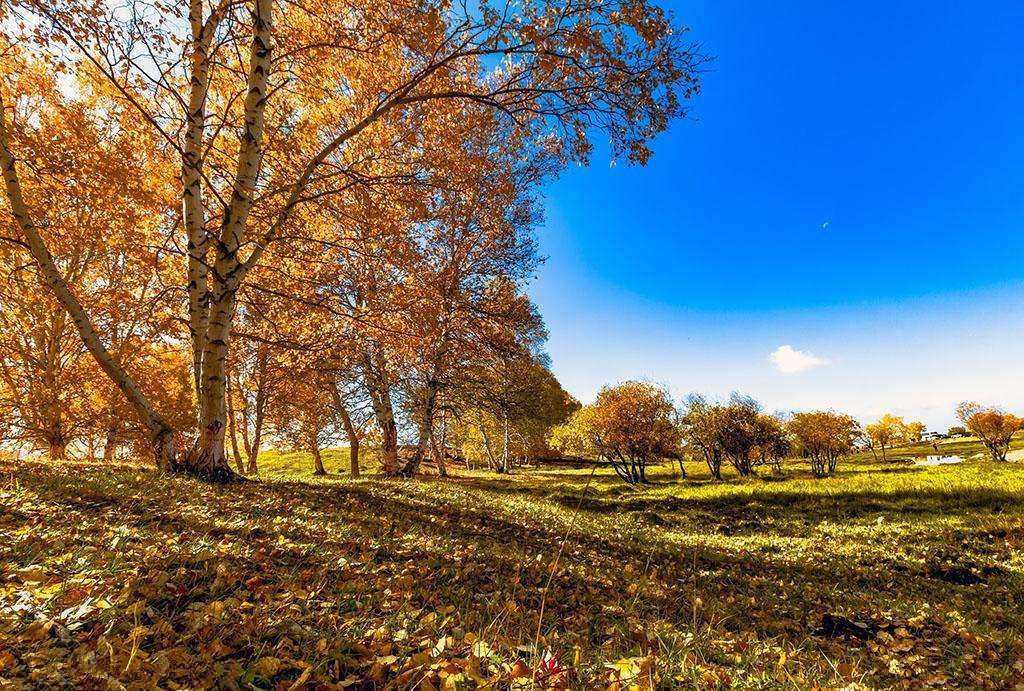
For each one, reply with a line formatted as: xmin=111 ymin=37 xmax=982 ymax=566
xmin=532 ymin=0 xmax=1024 ymax=431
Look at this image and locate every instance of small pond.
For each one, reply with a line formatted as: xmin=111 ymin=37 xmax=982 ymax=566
xmin=914 ymin=454 xmax=964 ymax=466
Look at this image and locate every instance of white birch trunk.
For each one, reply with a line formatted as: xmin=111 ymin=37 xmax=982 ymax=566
xmin=183 ymin=0 xmax=217 ymax=408
xmin=190 ymin=0 xmax=273 ymax=479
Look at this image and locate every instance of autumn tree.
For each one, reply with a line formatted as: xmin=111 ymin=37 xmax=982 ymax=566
xmin=680 ymin=395 xmax=790 ymax=478
xmin=225 ymin=336 xmax=278 ymax=474
xmin=864 ymin=414 xmax=906 ymax=462
xmin=550 ymin=381 xmax=681 ymax=484
xmin=310 ymin=109 xmax=555 ymax=477
xmin=0 ymin=256 xmax=91 ymax=459
xmin=1 ymin=0 xmax=705 ymax=481
xmin=905 ymin=421 xmax=925 ymax=443
xmin=714 ymin=395 xmax=778 ymax=477
xmin=0 ymin=57 xmax=185 ymax=460
xmin=328 ymin=374 xmax=372 ymax=478
xmin=787 ymin=411 xmax=859 ymax=477
xmin=750 ymin=414 xmax=791 ymax=474
xmin=452 ymin=357 xmax=577 ymax=472
xmin=269 ymin=370 xmax=339 ymax=476
xmin=680 ymin=394 xmax=725 ymax=479
xmin=956 ymin=402 xmax=1023 ymax=462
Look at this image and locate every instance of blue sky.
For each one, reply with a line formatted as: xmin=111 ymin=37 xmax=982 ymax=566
xmin=532 ymin=0 xmax=1024 ymax=431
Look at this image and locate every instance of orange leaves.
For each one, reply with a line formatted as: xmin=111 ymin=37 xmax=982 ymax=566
xmin=550 ymin=381 xmax=680 ymax=483
xmin=4 ymin=0 xmax=706 ymax=471
xmin=788 ymin=410 xmax=860 ymax=477
xmin=962 ymin=406 xmax=1024 ymax=461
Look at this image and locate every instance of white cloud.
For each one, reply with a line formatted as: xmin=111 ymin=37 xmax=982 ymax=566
xmin=769 ymin=345 xmax=829 ymax=374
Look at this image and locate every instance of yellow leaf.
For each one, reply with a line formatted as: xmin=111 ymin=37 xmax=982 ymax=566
xmin=20 ymin=620 xmax=51 ymax=642
xmin=253 ymin=656 xmax=282 ymax=678
xmin=16 ymin=565 xmax=47 ymax=583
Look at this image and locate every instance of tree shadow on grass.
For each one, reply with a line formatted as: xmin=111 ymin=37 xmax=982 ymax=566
xmin=5 ymin=459 xmax=1023 ymax=654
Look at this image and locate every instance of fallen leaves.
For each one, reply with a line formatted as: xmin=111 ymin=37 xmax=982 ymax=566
xmin=1 ymin=458 xmax=1022 ymax=689
xmin=604 ymin=653 xmax=658 ymax=690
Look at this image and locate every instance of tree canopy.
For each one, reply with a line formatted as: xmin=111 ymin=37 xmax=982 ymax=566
xmin=550 ymin=381 xmax=681 ymax=484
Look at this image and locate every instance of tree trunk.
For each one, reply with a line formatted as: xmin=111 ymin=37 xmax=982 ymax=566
xmin=330 ymin=383 xmax=359 ymax=477
xmin=708 ymin=449 xmax=722 ymax=480
xmin=174 ymin=0 xmax=270 ymax=483
xmin=48 ymin=439 xmax=66 ymax=461
xmin=239 ymin=392 xmax=252 ymax=458
xmin=102 ymin=424 xmax=119 ymax=461
xmin=245 ymin=358 xmax=267 ymax=474
xmin=377 ymin=402 xmax=399 ymax=474
xmin=479 ymin=418 xmax=498 ymax=471
xmin=400 ymin=378 xmax=439 ymax=476
xmin=186 ymin=295 xmax=236 ymax=483
xmin=434 ymin=411 xmax=448 ymax=478
xmin=497 ymin=412 xmax=510 ymax=474
xmin=349 ymin=434 xmax=360 ymax=476
xmin=431 ymin=433 xmax=448 ymax=478
xmin=226 ymin=373 xmax=244 ymax=473
xmin=311 ymin=444 xmax=326 ymax=475
xmin=362 ymin=350 xmax=399 ymax=474
xmin=191 ymin=290 xmax=238 ymax=481
xmin=246 ymin=399 xmax=264 ymax=474
xmin=183 ymin=0 xmax=218 ymax=407
xmin=246 ymin=437 xmax=261 ymax=474
xmin=674 ymin=454 xmax=686 ymax=478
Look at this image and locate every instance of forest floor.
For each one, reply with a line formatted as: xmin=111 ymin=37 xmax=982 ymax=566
xmin=1 ymin=439 xmax=1023 ymax=689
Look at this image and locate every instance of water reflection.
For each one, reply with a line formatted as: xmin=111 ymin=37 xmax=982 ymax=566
xmin=914 ymin=455 xmax=964 ymax=466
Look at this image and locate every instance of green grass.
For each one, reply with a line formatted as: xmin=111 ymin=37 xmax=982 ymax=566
xmin=870 ymin=434 xmax=1023 ymax=462
xmin=252 ymin=433 xmax=1024 ymax=482
xmin=1 ymin=443 xmax=1022 ymax=689
xmin=254 ymin=446 xmax=383 ymax=479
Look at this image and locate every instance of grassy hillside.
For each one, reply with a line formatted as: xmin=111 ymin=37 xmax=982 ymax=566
xmin=255 ymin=447 xmax=383 ymax=479
xmin=1 ymin=449 xmax=1022 ymax=689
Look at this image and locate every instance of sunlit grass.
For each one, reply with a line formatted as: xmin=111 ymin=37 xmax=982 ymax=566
xmin=1 ymin=439 xmax=1022 ymax=688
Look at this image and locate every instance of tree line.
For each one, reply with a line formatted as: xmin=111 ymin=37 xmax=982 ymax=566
xmin=549 ymin=381 xmax=1024 ymax=484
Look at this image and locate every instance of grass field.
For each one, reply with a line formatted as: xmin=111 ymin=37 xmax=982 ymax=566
xmin=1 ymin=438 xmax=1022 ymax=689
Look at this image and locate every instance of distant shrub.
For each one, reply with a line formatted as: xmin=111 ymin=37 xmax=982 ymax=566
xmin=864 ymin=414 xmax=906 ymax=462
xmin=549 ymin=381 xmax=682 ymax=484
xmin=680 ymin=394 xmax=787 ymax=479
xmin=787 ymin=411 xmax=860 ymax=478
xmin=905 ymin=421 xmax=925 ymax=443
xmin=957 ymin=402 xmax=1024 ymax=462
